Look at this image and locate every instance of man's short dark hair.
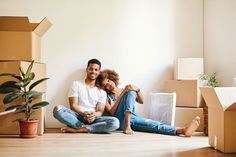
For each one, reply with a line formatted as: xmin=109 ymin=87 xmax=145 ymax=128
xmin=87 ymin=59 xmax=101 ymax=69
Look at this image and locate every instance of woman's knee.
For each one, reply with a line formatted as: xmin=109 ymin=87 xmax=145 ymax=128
xmin=124 ymin=91 xmax=137 ymax=99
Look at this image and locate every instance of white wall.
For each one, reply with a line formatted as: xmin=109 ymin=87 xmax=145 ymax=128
xmin=204 ymin=0 xmax=236 ymax=86
xmin=0 ymin=0 xmax=203 ymax=128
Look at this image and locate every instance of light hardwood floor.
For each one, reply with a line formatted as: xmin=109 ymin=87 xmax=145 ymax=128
xmin=0 ymin=129 xmax=235 ymax=157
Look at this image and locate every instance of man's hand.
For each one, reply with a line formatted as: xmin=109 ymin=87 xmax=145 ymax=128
xmin=84 ymin=112 xmax=96 ymax=123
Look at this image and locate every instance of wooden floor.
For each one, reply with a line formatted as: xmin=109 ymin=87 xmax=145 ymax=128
xmin=0 ymin=129 xmax=235 ymax=157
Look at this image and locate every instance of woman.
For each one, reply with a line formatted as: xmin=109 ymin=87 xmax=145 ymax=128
xmin=97 ymin=69 xmax=200 ymax=136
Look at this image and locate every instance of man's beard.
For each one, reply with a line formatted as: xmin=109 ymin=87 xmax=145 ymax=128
xmin=87 ymin=75 xmax=97 ymax=80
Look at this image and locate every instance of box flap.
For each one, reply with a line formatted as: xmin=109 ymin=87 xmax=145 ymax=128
xmin=214 ymin=87 xmax=236 ymax=111
xmin=30 ymin=23 xmax=39 ymax=31
xmin=225 ymin=103 xmax=236 ymax=111
xmin=0 ymin=16 xmax=31 ymax=31
xmin=33 ymin=17 xmax=52 ymax=37
xmin=200 ymin=87 xmax=223 ymax=109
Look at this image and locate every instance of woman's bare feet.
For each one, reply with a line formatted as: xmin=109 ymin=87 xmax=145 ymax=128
xmin=183 ymin=116 xmax=200 ymax=137
xmin=61 ymin=126 xmax=89 ymax=133
xmin=124 ymin=127 xmax=134 ymax=135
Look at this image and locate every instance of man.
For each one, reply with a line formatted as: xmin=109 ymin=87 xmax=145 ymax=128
xmin=53 ymin=59 xmax=119 ymax=133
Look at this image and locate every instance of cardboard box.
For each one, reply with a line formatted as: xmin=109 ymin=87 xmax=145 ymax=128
xmin=175 ymin=58 xmax=204 ymax=80
xmin=0 ymin=95 xmax=45 ymax=135
xmin=0 ymin=61 xmax=46 ymax=92
xmin=0 ymin=16 xmax=52 ymax=62
xmin=200 ymin=87 xmax=236 ymax=153
xmin=175 ymin=107 xmax=204 ymax=132
xmin=163 ymin=80 xmax=205 ymax=107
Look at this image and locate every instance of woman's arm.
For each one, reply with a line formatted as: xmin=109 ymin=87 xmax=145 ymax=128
xmin=136 ymin=89 xmax=144 ymax=104
xmin=124 ymin=85 xmax=144 ymax=104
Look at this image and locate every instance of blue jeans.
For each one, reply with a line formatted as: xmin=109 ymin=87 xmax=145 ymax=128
xmin=53 ymin=106 xmax=119 ymax=133
xmin=114 ymin=91 xmax=177 ymax=135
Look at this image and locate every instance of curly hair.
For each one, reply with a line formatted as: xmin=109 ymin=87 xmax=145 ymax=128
xmin=96 ymin=69 xmax=119 ymax=89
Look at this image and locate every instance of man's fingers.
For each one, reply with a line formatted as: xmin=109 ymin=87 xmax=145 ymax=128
xmin=87 ymin=117 xmax=95 ymax=123
xmin=87 ymin=113 xmax=95 ymax=118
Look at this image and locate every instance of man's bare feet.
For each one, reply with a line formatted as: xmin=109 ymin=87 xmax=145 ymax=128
xmin=183 ymin=116 xmax=200 ymax=137
xmin=124 ymin=127 xmax=134 ymax=135
xmin=61 ymin=126 xmax=89 ymax=133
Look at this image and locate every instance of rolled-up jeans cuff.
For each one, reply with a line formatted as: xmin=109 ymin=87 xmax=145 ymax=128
xmin=85 ymin=125 xmax=92 ymax=133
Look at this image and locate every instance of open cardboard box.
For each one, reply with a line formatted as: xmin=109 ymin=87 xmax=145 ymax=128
xmin=0 ymin=16 xmax=52 ymax=62
xmin=200 ymin=87 xmax=236 ymax=153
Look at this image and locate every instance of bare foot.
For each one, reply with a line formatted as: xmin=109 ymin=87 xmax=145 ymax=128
xmin=61 ymin=126 xmax=89 ymax=133
xmin=124 ymin=127 xmax=134 ymax=135
xmin=184 ymin=116 xmax=200 ymax=137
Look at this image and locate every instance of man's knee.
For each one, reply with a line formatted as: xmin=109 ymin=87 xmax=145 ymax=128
xmin=53 ymin=105 xmax=63 ymax=113
xmin=109 ymin=117 xmax=120 ymax=131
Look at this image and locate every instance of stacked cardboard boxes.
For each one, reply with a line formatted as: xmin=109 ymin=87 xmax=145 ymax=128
xmin=0 ymin=16 xmax=52 ymax=135
xmin=162 ymin=58 xmax=205 ymax=132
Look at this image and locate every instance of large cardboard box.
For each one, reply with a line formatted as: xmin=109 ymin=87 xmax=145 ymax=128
xmin=0 ymin=16 xmax=52 ymax=62
xmin=0 ymin=61 xmax=46 ymax=92
xmin=0 ymin=96 xmax=45 ymax=135
xmin=200 ymin=87 xmax=236 ymax=153
xmin=163 ymin=80 xmax=205 ymax=107
xmin=175 ymin=58 xmax=204 ymax=80
xmin=175 ymin=107 xmax=204 ymax=132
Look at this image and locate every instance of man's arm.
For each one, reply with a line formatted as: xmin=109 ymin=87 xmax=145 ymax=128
xmin=95 ymin=102 xmax=105 ymax=117
xmin=69 ymin=97 xmax=87 ymax=117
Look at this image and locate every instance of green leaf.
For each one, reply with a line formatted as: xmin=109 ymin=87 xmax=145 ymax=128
xmin=5 ymin=105 xmax=22 ymax=111
xmin=0 ymin=81 xmax=21 ymax=94
xmin=25 ymin=61 xmax=34 ymax=78
xmin=0 ymin=73 xmax=22 ymax=81
xmin=3 ymin=92 xmax=22 ymax=104
xmin=25 ymin=91 xmax=42 ymax=100
xmin=0 ymin=81 xmax=21 ymax=90
xmin=19 ymin=66 xmax=25 ymax=78
xmin=0 ymin=87 xmax=18 ymax=94
xmin=17 ymin=105 xmax=27 ymax=112
xmin=28 ymin=72 xmax=35 ymax=81
xmin=13 ymin=118 xmax=24 ymax=122
xmin=29 ymin=78 xmax=49 ymax=91
xmin=15 ymin=80 xmax=31 ymax=88
xmin=31 ymin=101 xmax=49 ymax=109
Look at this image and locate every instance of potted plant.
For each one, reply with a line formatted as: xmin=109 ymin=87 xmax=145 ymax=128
xmin=199 ymin=72 xmax=219 ymax=87
xmin=0 ymin=61 xmax=49 ymax=138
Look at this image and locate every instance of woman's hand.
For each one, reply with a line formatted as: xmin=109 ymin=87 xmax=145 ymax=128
xmin=124 ymin=84 xmax=140 ymax=93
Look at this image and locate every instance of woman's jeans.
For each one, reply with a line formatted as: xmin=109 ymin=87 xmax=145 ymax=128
xmin=53 ymin=107 xmax=119 ymax=133
xmin=114 ymin=91 xmax=177 ymax=135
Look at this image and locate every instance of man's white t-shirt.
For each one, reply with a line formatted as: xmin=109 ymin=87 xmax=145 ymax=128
xmin=68 ymin=80 xmax=107 ymax=112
